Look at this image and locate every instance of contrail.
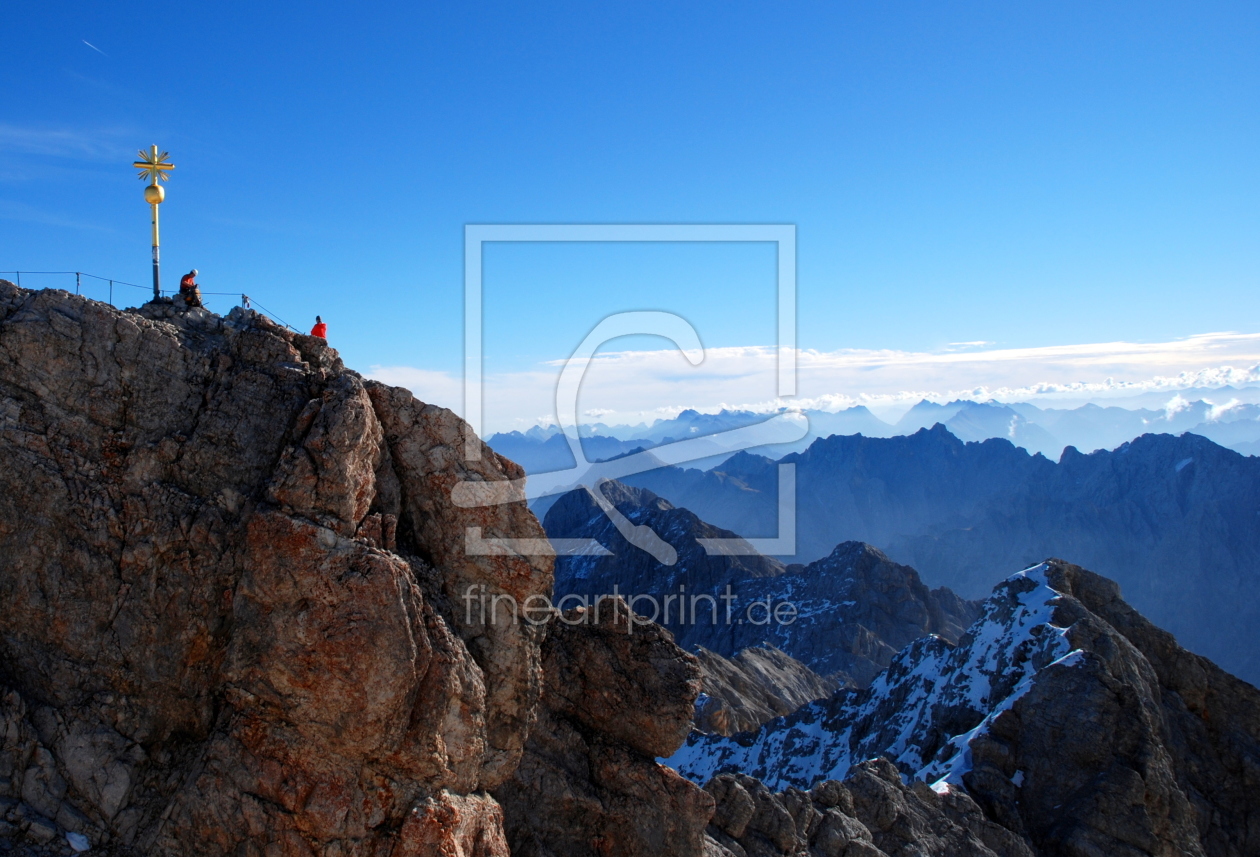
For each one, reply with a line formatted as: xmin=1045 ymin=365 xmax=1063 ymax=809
xmin=82 ymin=40 xmax=106 ymax=56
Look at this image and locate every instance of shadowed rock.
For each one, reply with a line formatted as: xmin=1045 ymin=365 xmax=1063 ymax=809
xmin=545 ymin=482 xmax=979 ymax=685
xmin=493 ymin=598 xmax=715 ymax=857
xmin=702 ymin=763 xmax=1033 ymax=857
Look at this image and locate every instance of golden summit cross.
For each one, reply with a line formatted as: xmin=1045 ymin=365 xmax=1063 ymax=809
xmin=132 ymin=145 xmax=174 ymax=299
xmin=132 ymin=145 xmax=174 ymax=184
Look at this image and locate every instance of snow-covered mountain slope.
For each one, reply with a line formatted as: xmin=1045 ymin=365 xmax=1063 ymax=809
xmin=667 ymin=559 xmax=1260 ymax=856
xmin=668 ymin=563 xmax=1075 ymax=790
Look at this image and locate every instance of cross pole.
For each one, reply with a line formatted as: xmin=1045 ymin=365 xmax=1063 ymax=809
xmin=132 ymin=146 xmax=174 ymax=300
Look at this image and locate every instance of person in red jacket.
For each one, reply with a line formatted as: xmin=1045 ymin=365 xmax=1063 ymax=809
xmin=310 ymin=316 xmax=327 ymax=339
xmin=179 ymin=269 xmax=202 ymax=308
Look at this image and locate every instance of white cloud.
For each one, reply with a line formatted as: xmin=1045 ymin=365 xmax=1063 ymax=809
xmin=369 ymin=331 xmax=1260 ymax=433
xmin=1163 ymin=394 xmax=1191 ymax=420
xmin=366 ymin=365 xmax=463 ymax=413
xmin=1207 ymin=398 xmax=1243 ymax=422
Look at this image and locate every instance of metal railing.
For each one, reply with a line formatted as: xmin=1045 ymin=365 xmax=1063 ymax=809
xmin=0 ymin=271 xmax=297 ymax=331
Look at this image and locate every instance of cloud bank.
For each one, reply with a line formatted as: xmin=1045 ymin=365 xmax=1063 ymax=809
xmin=368 ymin=331 xmax=1260 ymax=433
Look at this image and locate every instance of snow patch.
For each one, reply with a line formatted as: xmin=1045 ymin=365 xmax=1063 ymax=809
xmin=668 ymin=562 xmax=1086 ymax=792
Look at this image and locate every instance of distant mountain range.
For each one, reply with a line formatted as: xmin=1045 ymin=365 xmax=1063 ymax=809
xmin=625 ymin=428 xmax=1260 ymax=684
xmin=524 ymin=390 xmax=1260 ymax=854
xmin=504 ymin=393 xmax=1260 ymax=683
xmin=488 ymin=391 xmax=1260 ymax=471
xmin=540 ymin=427 xmax=1260 ymax=686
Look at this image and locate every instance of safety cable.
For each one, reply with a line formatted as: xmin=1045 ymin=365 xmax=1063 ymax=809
xmin=1 ymin=270 xmax=300 ymax=333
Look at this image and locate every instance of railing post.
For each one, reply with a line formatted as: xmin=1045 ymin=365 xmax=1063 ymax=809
xmin=109 ymin=280 xmax=114 ymax=307
xmin=76 ymin=272 xmax=81 ymax=295
xmin=15 ymin=272 xmax=20 ymax=288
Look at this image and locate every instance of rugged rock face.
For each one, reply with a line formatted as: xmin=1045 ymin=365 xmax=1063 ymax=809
xmin=673 ymin=560 xmax=1260 ymax=857
xmin=703 ymin=762 xmax=1034 ymax=857
xmin=0 ymin=284 xmax=550 ymax=854
xmin=493 ymin=598 xmax=715 ymax=857
xmin=981 ymin=562 xmax=1260 ymax=857
xmin=545 ymin=483 xmax=978 ymax=685
xmin=692 ymin=646 xmax=837 ymax=737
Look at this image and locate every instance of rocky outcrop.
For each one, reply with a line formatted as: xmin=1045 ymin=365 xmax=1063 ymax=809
xmin=693 ymin=646 xmax=837 ymax=736
xmin=969 ymin=562 xmax=1260 ymax=857
xmin=493 ymin=598 xmax=715 ymax=857
xmin=0 ymin=283 xmax=550 ymax=854
xmin=674 ymin=559 xmax=1260 ymax=857
xmin=703 ymin=762 xmax=1034 ymax=857
xmin=545 ymin=483 xmax=978 ymax=685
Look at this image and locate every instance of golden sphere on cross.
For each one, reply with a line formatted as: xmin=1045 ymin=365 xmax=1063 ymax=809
xmin=144 ymin=184 xmax=165 ymax=204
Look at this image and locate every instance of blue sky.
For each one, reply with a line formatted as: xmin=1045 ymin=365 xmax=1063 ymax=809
xmin=2 ymin=2 xmax=1258 ymax=428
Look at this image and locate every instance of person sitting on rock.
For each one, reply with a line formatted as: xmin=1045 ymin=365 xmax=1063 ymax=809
xmin=179 ymin=269 xmax=203 ymax=309
xmin=311 ymin=315 xmax=327 ymax=339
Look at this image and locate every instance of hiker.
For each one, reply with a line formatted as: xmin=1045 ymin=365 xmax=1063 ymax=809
xmin=310 ymin=316 xmax=327 ymax=339
xmin=179 ymin=269 xmax=203 ymax=309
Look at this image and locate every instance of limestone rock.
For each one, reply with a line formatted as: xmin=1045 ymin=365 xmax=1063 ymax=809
xmin=0 ymin=283 xmax=549 ymax=854
xmin=702 ymin=764 xmax=1033 ymax=857
xmin=693 ymin=645 xmax=838 ymax=736
xmin=494 ymin=599 xmax=715 ymax=856
xmin=395 ymin=791 xmax=511 ymax=857
xmin=974 ymin=561 xmax=1260 ymax=857
xmin=365 ymin=380 xmax=552 ymax=787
